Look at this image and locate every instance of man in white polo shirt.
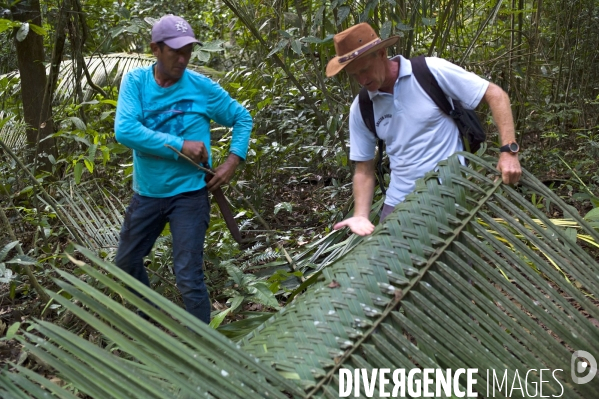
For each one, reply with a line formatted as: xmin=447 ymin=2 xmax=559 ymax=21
xmin=327 ymin=23 xmax=522 ymax=236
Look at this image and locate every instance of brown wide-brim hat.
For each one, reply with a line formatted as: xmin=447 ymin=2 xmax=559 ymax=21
xmin=326 ymin=23 xmax=400 ymax=77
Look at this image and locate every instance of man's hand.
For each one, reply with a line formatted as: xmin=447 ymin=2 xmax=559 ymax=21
xmin=334 ymin=216 xmax=375 ymax=236
xmin=206 ymin=154 xmax=242 ymax=192
xmin=497 ymin=152 xmax=522 ymax=185
xmin=181 ymin=140 xmax=208 ymax=164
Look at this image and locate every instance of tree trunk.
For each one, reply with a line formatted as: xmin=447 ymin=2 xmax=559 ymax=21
xmin=12 ymin=0 xmax=56 ymax=169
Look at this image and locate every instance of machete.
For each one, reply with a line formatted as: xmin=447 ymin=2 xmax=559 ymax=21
xmin=204 ymin=167 xmax=243 ymax=244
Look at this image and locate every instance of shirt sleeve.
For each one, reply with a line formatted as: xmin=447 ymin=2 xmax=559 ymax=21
xmin=425 ymin=57 xmax=490 ymax=110
xmin=205 ymin=80 xmax=253 ymax=160
xmin=114 ymin=70 xmax=185 ymax=160
xmin=348 ymin=96 xmax=377 ymax=162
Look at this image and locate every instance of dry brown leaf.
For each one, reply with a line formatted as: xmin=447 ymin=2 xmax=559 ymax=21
xmin=394 ymin=289 xmax=403 ymax=301
xmin=49 ymin=377 xmax=64 ymax=387
xmin=328 ymin=280 xmax=340 ymax=288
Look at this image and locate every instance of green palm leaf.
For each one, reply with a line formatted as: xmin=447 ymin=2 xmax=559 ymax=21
xmin=0 ymin=52 xmax=221 ymax=102
xmin=0 ymin=54 xmax=222 ymax=153
xmin=241 ymin=154 xmax=599 ymax=397
xmin=2 ymin=247 xmax=304 ymax=398
xmin=53 ymin=53 xmax=220 ymax=102
xmin=44 ymin=183 xmax=125 ymax=251
xmin=0 ymin=112 xmax=26 ymax=150
xmin=1 ymin=153 xmax=598 ymax=398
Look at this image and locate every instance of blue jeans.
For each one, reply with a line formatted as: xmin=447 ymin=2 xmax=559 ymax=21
xmin=115 ymin=188 xmax=211 ymax=323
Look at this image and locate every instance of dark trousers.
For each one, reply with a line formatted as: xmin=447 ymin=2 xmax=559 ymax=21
xmin=115 ymin=188 xmax=211 ymax=323
xmin=380 ymin=203 xmax=396 ymax=222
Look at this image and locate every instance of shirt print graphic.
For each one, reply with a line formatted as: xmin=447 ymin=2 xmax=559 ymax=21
xmin=376 ymin=114 xmax=392 ymax=128
xmin=144 ymin=99 xmax=193 ymax=134
xmin=138 ymin=99 xmax=194 ymax=158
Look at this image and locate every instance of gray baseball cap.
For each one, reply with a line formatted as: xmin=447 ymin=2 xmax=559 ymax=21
xmin=151 ymin=15 xmax=202 ymax=49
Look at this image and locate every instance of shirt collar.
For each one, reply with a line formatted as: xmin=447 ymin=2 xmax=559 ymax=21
xmin=395 ymin=54 xmax=412 ymax=78
xmin=367 ymin=55 xmax=411 ymax=99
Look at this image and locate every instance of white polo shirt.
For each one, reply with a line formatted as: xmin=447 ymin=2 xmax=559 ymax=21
xmin=349 ymin=55 xmax=489 ymax=207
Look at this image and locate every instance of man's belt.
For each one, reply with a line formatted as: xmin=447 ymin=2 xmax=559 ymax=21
xmin=164 ymin=145 xmax=244 ymax=244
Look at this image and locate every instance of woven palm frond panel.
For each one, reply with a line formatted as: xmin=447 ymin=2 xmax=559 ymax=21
xmin=241 ymin=154 xmax=599 ymax=398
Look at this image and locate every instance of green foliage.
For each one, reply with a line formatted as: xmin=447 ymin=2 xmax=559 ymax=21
xmin=0 ymin=240 xmax=18 ymax=283
xmin=3 ymin=158 xmax=599 ymax=398
xmin=83 ymin=0 xmax=230 ymax=66
xmin=0 ymin=19 xmax=46 ymax=38
xmin=50 ymin=95 xmax=123 ymax=185
xmin=1 ymin=1 xmax=599 ymax=392
xmin=0 ymin=18 xmax=20 ymax=34
xmin=0 ymin=245 xmax=304 ymax=399
xmin=209 ymin=260 xmax=281 ymax=328
xmin=219 ymin=62 xmax=351 ymax=218
xmin=0 ymin=240 xmax=38 ymax=287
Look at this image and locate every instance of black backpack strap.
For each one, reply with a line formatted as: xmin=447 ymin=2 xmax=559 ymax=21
xmin=358 ymin=87 xmax=386 ymax=195
xmin=411 ymin=55 xmax=474 ymax=152
xmin=358 ymin=87 xmax=377 ymax=137
xmin=410 ymin=55 xmax=453 ymax=116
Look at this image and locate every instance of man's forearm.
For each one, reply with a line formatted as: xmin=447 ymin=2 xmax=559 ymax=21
xmin=353 ymin=163 xmax=376 ymax=218
xmin=483 ymin=82 xmax=522 ymax=185
xmin=224 ymin=153 xmax=242 ymax=168
xmin=483 ymin=83 xmax=516 ymax=145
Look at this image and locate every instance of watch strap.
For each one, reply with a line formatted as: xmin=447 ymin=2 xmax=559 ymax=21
xmin=499 ymin=141 xmax=519 ymax=153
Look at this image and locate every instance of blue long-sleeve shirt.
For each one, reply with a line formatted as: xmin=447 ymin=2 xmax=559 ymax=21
xmin=115 ymin=65 xmax=252 ymax=197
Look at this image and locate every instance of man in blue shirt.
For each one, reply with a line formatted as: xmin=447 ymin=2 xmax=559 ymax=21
xmin=114 ymin=15 xmax=252 ymax=323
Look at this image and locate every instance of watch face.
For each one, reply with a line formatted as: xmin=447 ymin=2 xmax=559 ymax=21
xmin=509 ymin=142 xmax=519 ymax=152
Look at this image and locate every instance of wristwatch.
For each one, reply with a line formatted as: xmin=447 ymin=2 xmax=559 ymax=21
xmin=499 ymin=141 xmax=519 ymax=154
